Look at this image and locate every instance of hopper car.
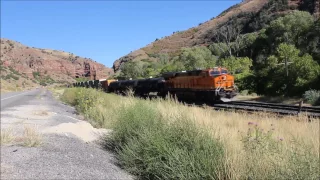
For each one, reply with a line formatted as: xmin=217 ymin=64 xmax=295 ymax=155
xmin=71 ymin=67 xmax=238 ymax=102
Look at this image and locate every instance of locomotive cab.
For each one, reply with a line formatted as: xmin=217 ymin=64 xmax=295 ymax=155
xmin=208 ymin=67 xmax=237 ymax=101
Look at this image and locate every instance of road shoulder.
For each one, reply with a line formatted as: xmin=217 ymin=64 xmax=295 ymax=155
xmin=0 ymin=88 xmax=133 ymax=180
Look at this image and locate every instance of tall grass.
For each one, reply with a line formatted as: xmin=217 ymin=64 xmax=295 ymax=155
xmin=60 ymin=88 xmax=320 ymax=180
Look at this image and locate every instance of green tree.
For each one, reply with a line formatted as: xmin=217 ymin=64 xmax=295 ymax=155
xmin=266 ymin=11 xmax=314 ymax=46
xmin=158 ymin=53 xmax=170 ymax=66
xmin=261 ymin=43 xmax=320 ymax=95
xmin=277 ymin=43 xmax=300 ymax=77
xmin=178 ymin=46 xmax=217 ymax=70
xmin=301 ymin=19 xmax=320 ymax=63
xmin=209 ymin=43 xmax=229 ymax=57
xmin=290 ymin=54 xmax=320 ymax=88
xmin=119 ymin=61 xmax=144 ymax=79
xmin=218 ymin=56 xmax=252 ymax=75
xmin=160 ymin=56 xmax=186 ymax=73
xmin=218 ymin=56 xmax=253 ymax=90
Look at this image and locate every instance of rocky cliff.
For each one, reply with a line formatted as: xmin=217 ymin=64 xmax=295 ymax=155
xmin=0 ymin=38 xmax=113 ymax=85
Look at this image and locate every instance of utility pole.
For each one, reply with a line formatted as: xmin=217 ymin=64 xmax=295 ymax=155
xmin=277 ymin=59 xmax=293 ymax=94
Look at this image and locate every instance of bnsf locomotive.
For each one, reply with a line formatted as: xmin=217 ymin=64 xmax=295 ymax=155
xmin=72 ymin=67 xmax=238 ymax=102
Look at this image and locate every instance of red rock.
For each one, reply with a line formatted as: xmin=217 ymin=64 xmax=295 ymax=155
xmin=0 ymin=38 xmax=114 ymax=83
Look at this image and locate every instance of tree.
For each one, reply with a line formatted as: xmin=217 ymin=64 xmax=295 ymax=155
xmin=119 ymin=61 xmax=144 ymax=79
xmin=301 ymin=19 xmax=320 ymax=63
xmin=218 ymin=56 xmax=253 ymax=90
xmin=218 ymin=56 xmax=253 ymax=76
xmin=178 ymin=46 xmax=217 ymax=70
xmin=213 ymin=23 xmax=243 ymax=57
xmin=266 ymin=11 xmax=314 ymax=46
xmin=261 ymin=43 xmax=320 ymax=95
xmin=158 ymin=53 xmax=170 ymax=66
xmin=209 ymin=43 xmax=229 ymax=57
xmin=276 ymin=43 xmax=299 ymax=77
xmin=290 ymin=54 xmax=320 ymax=88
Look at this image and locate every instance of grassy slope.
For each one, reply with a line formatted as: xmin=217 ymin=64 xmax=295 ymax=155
xmin=0 ymin=65 xmax=38 ymax=93
xmin=58 ymin=87 xmax=319 ymax=180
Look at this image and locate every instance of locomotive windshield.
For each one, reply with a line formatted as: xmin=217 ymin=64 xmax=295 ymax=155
xmin=210 ymin=68 xmax=228 ymax=76
xmin=210 ymin=70 xmax=220 ymax=76
xmin=221 ymin=69 xmax=228 ymax=74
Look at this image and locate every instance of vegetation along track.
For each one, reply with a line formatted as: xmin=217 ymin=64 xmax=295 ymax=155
xmin=211 ymin=101 xmax=320 ymax=118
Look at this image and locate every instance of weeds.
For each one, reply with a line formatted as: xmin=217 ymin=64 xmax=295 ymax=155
xmin=22 ymin=124 xmax=42 ymax=147
xmin=303 ymin=89 xmax=320 ymax=106
xmin=61 ymin=88 xmax=320 ymax=180
xmin=0 ymin=125 xmax=42 ymax=147
xmin=0 ymin=128 xmax=15 ymax=145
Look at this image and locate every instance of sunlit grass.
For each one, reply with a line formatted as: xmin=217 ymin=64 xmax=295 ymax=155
xmin=61 ymin=87 xmax=320 ymax=179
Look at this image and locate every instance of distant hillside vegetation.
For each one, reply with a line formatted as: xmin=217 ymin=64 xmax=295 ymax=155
xmin=112 ymin=0 xmax=320 ymax=97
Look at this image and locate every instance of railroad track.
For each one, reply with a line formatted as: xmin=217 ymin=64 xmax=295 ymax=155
xmin=212 ymin=101 xmax=320 ymax=118
xmin=108 ymin=94 xmax=320 ymax=118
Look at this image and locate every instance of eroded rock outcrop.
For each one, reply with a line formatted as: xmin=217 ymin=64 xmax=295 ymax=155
xmin=0 ymin=38 xmax=114 ymax=83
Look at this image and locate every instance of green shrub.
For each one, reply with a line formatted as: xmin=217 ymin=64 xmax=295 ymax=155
xmin=106 ymin=100 xmax=227 ymax=180
xmin=303 ymin=89 xmax=320 ymax=105
xmin=61 ymin=88 xmax=227 ymax=179
xmin=61 ymin=88 xmax=78 ymax=106
xmin=60 ymin=88 xmax=319 ymax=180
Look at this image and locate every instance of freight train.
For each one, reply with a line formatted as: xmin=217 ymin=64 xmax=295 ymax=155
xmin=71 ymin=67 xmax=238 ymax=102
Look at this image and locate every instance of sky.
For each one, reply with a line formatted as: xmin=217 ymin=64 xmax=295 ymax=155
xmin=1 ymin=0 xmax=241 ymax=68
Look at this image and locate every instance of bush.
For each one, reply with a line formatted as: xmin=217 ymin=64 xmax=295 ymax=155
xmin=303 ymin=89 xmax=320 ymax=105
xmin=61 ymin=88 xmax=227 ymax=179
xmin=60 ymin=88 xmax=319 ymax=179
xmin=60 ymin=88 xmax=78 ymax=106
xmin=106 ymin=100 xmax=226 ymax=179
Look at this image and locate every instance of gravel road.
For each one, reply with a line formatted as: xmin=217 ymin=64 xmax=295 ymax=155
xmin=1 ymin=88 xmax=134 ymax=180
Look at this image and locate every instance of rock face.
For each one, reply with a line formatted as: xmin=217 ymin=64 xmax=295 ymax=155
xmin=0 ymin=38 xmax=113 ymax=83
xmin=112 ymin=0 xmax=318 ymax=73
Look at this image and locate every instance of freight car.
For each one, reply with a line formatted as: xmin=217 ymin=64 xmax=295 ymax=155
xmin=107 ymin=77 xmax=165 ymax=97
xmin=71 ymin=67 xmax=238 ymax=102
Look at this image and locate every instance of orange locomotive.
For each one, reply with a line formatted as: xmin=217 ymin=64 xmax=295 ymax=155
xmin=161 ymin=67 xmax=237 ymax=102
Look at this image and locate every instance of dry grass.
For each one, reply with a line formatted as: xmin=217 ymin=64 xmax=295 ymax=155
xmin=22 ymin=124 xmax=42 ymax=147
xmin=155 ymin=97 xmax=319 ymax=179
xmin=0 ymin=125 xmax=42 ymax=147
xmin=0 ymin=128 xmax=15 ymax=145
xmin=32 ymin=110 xmax=49 ymax=116
xmin=61 ymin=88 xmax=320 ymax=179
xmin=49 ymin=87 xmax=65 ymax=99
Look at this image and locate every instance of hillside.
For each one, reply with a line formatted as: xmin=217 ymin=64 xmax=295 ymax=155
xmin=111 ymin=0 xmax=320 ymax=97
xmin=0 ymin=38 xmax=113 ymax=92
xmin=113 ymin=0 xmax=319 ymax=72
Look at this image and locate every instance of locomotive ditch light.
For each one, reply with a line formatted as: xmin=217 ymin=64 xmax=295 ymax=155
xmin=221 ymin=96 xmax=237 ymax=102
xmin=221 ymin=97 xmax=232 ymax=102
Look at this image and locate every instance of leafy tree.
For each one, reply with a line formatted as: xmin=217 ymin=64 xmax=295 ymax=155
xmin=259 ymin=43 xmax=320 ymax=95
xmin=218 ymin=56 xmax=253 ymax=90
xmin=158 ymin=53 xmax=170 ymax=66
xmin=238 ymin=33 xmax=258 ymax=58
xmin=277 ymin=43 xmax=300 ymax=77
xmin=178 ymin=46 xmax=217 ymax=70
xmin=290 ymin=54 xmax=320 ymax=89
xmin=266 ymin=11 xmax=314 ymax=46
xmin=301 ymin=19 xmax=320 ymax=63
xmin=209 ymin=43 xmax=229 ymax=57
xmin=119 ymin=61 xmax=144 ymax=79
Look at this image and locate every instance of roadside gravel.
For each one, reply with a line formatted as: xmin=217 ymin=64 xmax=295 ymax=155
xmin=1 ymin=89 xmax=134 ymax=180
